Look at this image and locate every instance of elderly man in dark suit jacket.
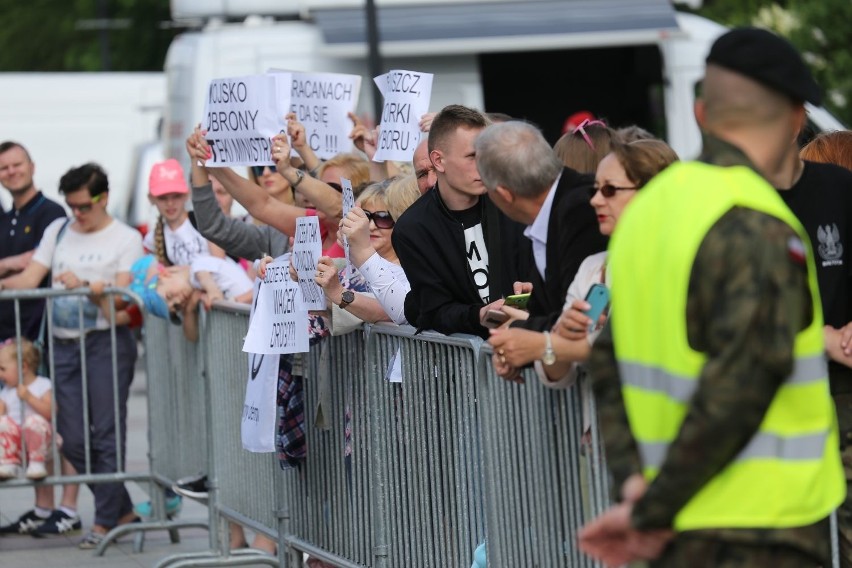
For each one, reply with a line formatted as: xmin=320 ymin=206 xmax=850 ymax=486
xmin=475 ymin=121 xmax=607 ymax=334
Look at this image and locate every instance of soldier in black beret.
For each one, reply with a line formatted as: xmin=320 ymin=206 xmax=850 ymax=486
xmin=705 ymin=27 xmax=822 ymax=105
xmin=579 ymin=26 xmax=844 ymax=568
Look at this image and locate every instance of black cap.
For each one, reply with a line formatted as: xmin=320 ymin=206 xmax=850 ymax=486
xmin=706 ymin=27 xmax=822 ymax=105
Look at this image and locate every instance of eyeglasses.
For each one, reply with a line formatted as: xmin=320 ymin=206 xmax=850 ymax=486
xmin=589 ymin=183 xmax=637 ymax=199
xmin=362 ymin=209 xmax=395 ymax=229
xmin=251 ymin=164 xmax=277 ymax=177
xmin=66 ymin=193 xmax=104 ymax=213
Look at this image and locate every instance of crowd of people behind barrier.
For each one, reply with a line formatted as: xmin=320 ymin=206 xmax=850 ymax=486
xmin=1 ymin=25 xmax=852 ymax=568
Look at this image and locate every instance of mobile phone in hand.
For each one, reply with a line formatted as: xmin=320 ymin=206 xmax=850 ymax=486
xmin=583 ymin=284 xmax=610 ymax=332
xmin=504 ymin=293 xmax=531 ymax=310
xmin=482 ymin=309 xmax=510 ymax=329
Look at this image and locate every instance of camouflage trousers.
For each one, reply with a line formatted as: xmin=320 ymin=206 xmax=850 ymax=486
xmin=649 ymin=538 xmax=821 ymax=568
xmin=834 ymin=393 xmax=852 ymax=568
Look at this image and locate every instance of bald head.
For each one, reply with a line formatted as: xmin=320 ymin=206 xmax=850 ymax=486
xmin=700 ymin=64 xmax=797 ymax=131
xmin=412 ymin=138 xmax=436 ymax=194
xmin=696 ymin=64 xmax=806 ymax=186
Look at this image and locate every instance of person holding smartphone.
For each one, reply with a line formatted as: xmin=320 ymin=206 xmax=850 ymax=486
xmin=487 ymin=140 xmax=678 ymax=383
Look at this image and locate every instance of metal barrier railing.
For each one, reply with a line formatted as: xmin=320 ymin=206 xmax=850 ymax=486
xmin=5 ymin=290 xmax=842 ymax=568
xmin=0 ymin=289 xmax=613 ymax=566
xmin=283 ymin=330 xmax=375 ymax=566
xmin=0 ymin=287 xmax=206 ymax=556
xmin=367 ymin=325 xmax=486 ymax=568
xmin=154 ymin=304 xmax=278 ymax=568
xmin=478 ymin=345 xmax=609 ymax=567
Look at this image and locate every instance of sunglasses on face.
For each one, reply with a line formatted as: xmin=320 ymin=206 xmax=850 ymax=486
xmin=66 ymin=193 xmax=104 ymax=213
xmin=251 ymin=164 xmax=277 ymax=177
xmin=362 ymin=209 xmax=395 ymax=229
xmin=589 ymin=183 xmax=637 ymax=199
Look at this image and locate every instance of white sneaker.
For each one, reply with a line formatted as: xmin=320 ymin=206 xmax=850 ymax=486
xmin=25 ymin=461 xmax=47 ymax=480
xmin=0 ymin=463 xmax=22 ymax=480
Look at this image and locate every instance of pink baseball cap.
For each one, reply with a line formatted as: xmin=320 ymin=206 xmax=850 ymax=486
xmin=149 ymin=159 xmax=189 ymax=197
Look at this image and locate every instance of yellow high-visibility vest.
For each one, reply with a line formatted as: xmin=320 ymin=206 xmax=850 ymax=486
xmin=608 ymin=161 xmax=843 ymax=531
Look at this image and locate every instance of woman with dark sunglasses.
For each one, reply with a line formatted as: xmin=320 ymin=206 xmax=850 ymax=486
xmin=546 ymin=139 xmax=678 ymax=383
xmin=312 ymin=175 xmax=421 ymax=326
xmin=490 ymin=139 xmax=679 ymax=384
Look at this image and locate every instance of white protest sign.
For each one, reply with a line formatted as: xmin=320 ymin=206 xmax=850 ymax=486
xmin=384 ymin=347 xmax=403 ymax=383
xmin=292 ymin=216 xmax=326 ymax=310
xmin=270 ymin=70 xmax=361 ymax=159
xmin=241 ymin=277 xmax=278 ymax=452
xmin=241 ymin=351 xmax=279 ymax=452
xmin=341 ymin=177 xmax=355 ymax=270
xmin=202 ymin=74 xmax=291 ymax=167
xmin=242 ymin=258 xmax=309 ymax=354
xmin=373 ymin=70 xmax=434 ymax=162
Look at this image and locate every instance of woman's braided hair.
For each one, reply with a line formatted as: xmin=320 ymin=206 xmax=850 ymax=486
xmin=153 ymin=216 xmax=171 ymax=266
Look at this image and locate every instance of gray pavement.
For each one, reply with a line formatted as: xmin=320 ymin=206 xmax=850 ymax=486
xmin=0 ymin=349 xmax=276 ymax=567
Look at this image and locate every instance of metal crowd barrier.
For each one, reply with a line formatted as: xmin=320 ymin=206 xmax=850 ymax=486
xmin=365 ymin=325 xmax=486 ymax=568
xmin=97 ymin=308 xmax=211 ymax=557
xmin=0 ymin=288 xmax=638 ymax=567
xmin=281 ymin=330 xmax=375 ymax=567
xmin=5 ymin=291 xmax=840 ymax=568
xmin=281 ymin=323 xmax=606 ymax=567
xmin=0 ymin=287 xmax=208 ymax=556
xmin=154 ymin=304 xmax=278 ymax=568
xmin=478 ymin=346 xmax=610 ymax=567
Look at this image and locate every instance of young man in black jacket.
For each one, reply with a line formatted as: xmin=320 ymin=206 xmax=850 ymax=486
xmin=392 ymin=105 xmax=526 ymax=339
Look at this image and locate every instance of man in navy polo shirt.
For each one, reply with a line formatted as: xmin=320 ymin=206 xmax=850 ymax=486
xmin=0 ymin=141 xmax=66 ymax=341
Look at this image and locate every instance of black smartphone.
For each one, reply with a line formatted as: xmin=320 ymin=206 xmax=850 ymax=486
xmin=482 ymin=309 xmax=509 ymax=329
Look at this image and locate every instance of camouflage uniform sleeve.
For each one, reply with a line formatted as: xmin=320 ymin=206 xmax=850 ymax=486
xmin=587 ymin=319 xmax=643 ymax=494
xmin=632 ymin=207 xmax=812 ymax=530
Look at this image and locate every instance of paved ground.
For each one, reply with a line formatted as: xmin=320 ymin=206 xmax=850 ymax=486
xmin=0 ymin=349 xmax=278 ymax=568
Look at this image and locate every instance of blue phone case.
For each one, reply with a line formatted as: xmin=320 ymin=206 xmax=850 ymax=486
xmin=583 ymin=284 xmax=610 ymax=332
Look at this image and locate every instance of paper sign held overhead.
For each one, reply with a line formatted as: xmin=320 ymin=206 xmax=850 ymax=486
xmin=269 ymin=70 xmax=361 ymax=160
xmin=292 ymin=216 xmax=326 ymax=310
xmin=202 ymin=74 xmax=291 ymax=168
xmin=373 ymin=70 xmax=434 ymax=162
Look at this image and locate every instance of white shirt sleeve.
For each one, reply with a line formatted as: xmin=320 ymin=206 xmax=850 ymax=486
xmin=358 ymin=252 xmax=410 ymax=325
xmin=31 ymin=218 xmax=66 ymax=269
xmin=534 ymin=252 xmax=607 ymax=389
xmin=117 ymin=227 xmax=145 ymax=272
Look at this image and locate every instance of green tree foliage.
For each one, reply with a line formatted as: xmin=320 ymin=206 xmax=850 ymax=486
xmin=0 ymin=0 xmax=177 ymax=71
xmin=787 ymin=0 xmax=852 ymax=126
xmin=694 ymin=0 xmax=851 ymax=126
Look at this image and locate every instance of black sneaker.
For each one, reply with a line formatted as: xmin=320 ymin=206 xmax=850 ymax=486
xmin=31 ymin=510 xmax=82 ymax=537
xmin=0 ymin=509 xmax=48 ymax=535
xmin=172 ymin=473 xmax=209 ymax=499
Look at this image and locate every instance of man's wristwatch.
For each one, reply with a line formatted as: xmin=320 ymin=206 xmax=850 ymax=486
xmin=542 ymin=331 xmax=556 ymax=366
xmin=339 ymin=290 xmax=355 ymax=309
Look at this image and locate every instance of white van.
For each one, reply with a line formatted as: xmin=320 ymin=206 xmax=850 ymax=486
xmin=0 ymin=72 xmax=165 ymax=217
xmin=162 ymin=0 xmax=845 ymax=173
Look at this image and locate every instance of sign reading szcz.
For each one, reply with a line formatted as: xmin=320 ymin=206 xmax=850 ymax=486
xmin=373 ymin=70 xmax=434 ymax=162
